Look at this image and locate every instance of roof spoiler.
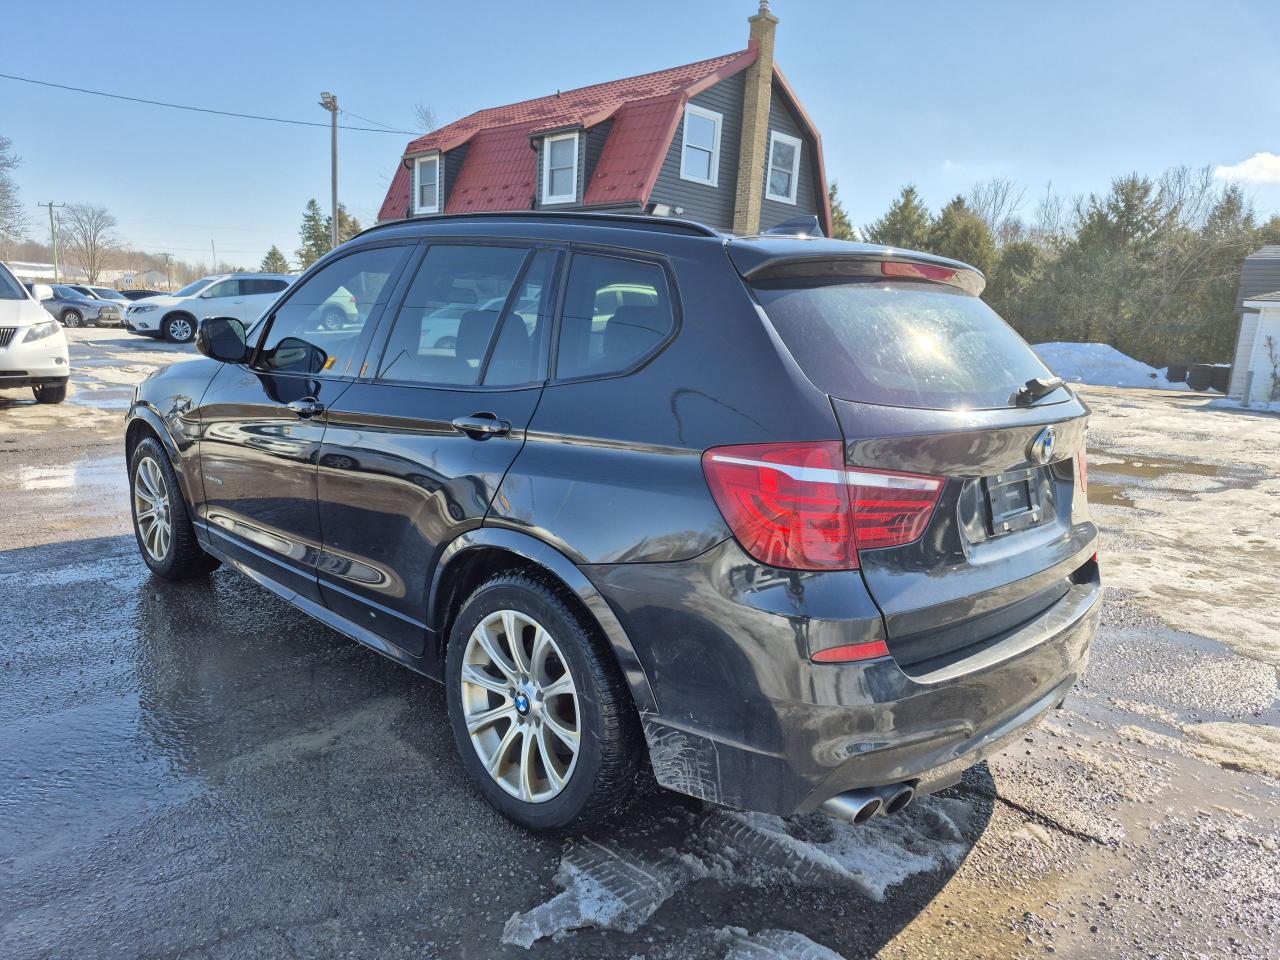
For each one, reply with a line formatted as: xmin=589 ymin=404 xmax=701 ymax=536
xmin=728 ymin=241 xmax=986 ymax=296
xmin=763 ymin=215 xmax=824 ymax=238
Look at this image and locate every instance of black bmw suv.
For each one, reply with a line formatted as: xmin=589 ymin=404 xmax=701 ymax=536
xmin=125 ymin=212 xmax=1099 ymax=832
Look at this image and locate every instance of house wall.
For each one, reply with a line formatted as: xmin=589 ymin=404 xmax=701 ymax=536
xmin=1228 ymin=311 xmax=1259 ymax=398
xmin=1241 ymin=307 xmax=1280 ymax=403
xmin=651 ymin=72 xmax=747 ymax=231
xmin=757 ymin=82 xmax=820 ymax=232
xmin=1228 ymin=249 xmax=1280 ymax=396
xmin=443 ymin=143 xmax=470 ymax=210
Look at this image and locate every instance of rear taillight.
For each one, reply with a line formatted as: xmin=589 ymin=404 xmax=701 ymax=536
xmin=881 ymin=261 xmax=957 ymax=284
xmin=701 ymin=442 xmax=944 ymax=571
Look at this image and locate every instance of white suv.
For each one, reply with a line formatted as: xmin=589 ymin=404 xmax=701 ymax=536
xmin=0 ymin=262 xmax=70 ymax=403
xmin=125 ymin=273 xmax=294 ymax=343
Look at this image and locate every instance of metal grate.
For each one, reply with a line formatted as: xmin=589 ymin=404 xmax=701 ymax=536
xmin=0 ymin=327 xmax=17 ymax=348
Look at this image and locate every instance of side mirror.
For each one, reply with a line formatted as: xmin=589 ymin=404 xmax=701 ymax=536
xmin=196 ymin=316 xmax=249 ymax=363
xmin=31 ymin=283 xmax=54 ymax=301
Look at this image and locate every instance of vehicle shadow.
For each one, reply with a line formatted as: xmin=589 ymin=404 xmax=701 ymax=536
xmin=2 ymin=535 xmax=993 ymax=959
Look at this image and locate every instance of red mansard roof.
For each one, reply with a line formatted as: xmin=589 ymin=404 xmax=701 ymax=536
xmin=377 ymin=50 xmax=757 ymax=221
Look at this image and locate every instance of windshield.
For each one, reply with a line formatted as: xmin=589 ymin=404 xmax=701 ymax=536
xmin=0 ymin=264 xmax=25 ymax=300
xmin=173 ymin=277 xmax=217 ymax=297
xmin=751 ymin=279 xmax=1062 ymax=410
xmin=91 ymin=287 xmax=124 ymax=299
xmin=53 ymin=285 xmax=80 ymax=299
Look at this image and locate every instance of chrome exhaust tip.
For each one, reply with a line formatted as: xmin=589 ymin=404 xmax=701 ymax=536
xmin=881 ymin=783 xmax=915 ymax=815
xmin=820 ymin=790 xmax=883 ymax=825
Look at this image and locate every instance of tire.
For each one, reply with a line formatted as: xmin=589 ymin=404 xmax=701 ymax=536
xmin=320 ymin=306 xmax=346 ymax=331
xmin=129 ymin=436 xmax=220 ymax=580
xmin=61 ymin=309 xmax=83 ymax=328
xmin=445 ymin=571 xmax=642 ymax=832
xmin=32 ymin=383 xmax=67 ymax=404
xmin=163 ymin=313 xmax=196 ymax=343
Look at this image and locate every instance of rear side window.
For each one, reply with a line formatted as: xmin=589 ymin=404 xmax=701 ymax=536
xmin=555 ymin=254 xmax=674 ymax=380
xmin=751 ymin=279 xmax=1056 ymax=410
xmin=242 ymin=278 xmax=289 ymax=295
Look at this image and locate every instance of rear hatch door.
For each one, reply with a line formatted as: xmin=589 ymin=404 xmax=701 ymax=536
xmin=743 ymin=253 xmax=1097 ymax=671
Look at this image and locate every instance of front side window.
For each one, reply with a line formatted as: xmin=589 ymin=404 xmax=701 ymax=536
xmin=765 ymin=131 xmax=802 ymax=204
xmin=0 ymin=264 xmax=24 ymax=300
xmin=415 ymin=155 xmax=441 ymax=214
xmin=255 ymin=246 xmax=409 ymax=376
xmin=542 ymin=133 xmax=578 ymax=205
xmin=174 ymin=277 xmax=217 ymax=298
xmin=202 ymin=279 xmax=241 ymax=299
xmin=377 ymin=245 xmax=531 ymax=386
xmin=555 ymin=254 xmax=674 ymax=380
xmin=680 ymin=105 xmax=721 ymax=186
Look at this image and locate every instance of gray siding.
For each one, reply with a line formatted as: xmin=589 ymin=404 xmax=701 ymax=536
xmin=1235 ymin=247 xmax=1280 ymax=312
xmin=650 ymin=72 xmax=746 ymax=231
xmin=533 ymin=130 xmax=584 ymax=210
xmin=443 ymin=143 xmax=469 ymax=210
xmin=583 ymin=118 xmax=613 ymax=188
xmin=757 ymin=82 xmax=820 ymax=232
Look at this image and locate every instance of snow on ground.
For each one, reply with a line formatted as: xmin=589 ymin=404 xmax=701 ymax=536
xmin=502 ymin=797 xmax=974 ymax=949
xmin=1033 ymin=342 xmax=1189 ymax=390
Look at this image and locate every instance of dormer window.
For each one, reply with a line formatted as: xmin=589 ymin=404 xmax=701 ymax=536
xmin=680 ymin=105 xmax=722 ymax=186
xmin=765 ymin=131 xmax=802 ymax=204
xmin=414 ymin=154 xmax=441 ymax=215
xmin=542 ymin=132 xmax=579 ymax=205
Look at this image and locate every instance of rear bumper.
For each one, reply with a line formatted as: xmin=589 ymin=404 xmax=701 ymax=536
xmin=587 ymin=539 xmax=1100 ymax=816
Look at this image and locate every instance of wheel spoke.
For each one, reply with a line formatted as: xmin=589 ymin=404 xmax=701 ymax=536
xmin=475 ymin=625 xmax=519 ymax=684
xmin=135 ymin=505 xmax=156 ymax=523
xmin=485 ymin=721 xmax=520 ymax=775
xmin=536 ymin=724 xmax=565 ymax=793
xmin=518 ymin=727 xmax=536 ymax=801
xmin=541 ymin=674 xmax=574 ymax=699
xmin=502 ymin=610 xmax=530 ymax=675
xmin=461 ymin=663 xmax=510 ymax=696
xmin=543 ymin=711 xmax=579 ymax=751
xmin=465 ymin=702 xmax=515 ymax=734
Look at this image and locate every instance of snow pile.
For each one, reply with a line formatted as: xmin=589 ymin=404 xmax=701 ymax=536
xmin=1032 ymin=342 xmax=1189 ymax=390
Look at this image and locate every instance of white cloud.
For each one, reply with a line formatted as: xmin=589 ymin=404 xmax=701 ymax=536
xmin=1213 ymin=152 xmax=1280 ymax=183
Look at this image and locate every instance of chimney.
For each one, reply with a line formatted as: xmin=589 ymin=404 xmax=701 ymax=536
xmin=732 ymin=0 xmax=779 ymax=235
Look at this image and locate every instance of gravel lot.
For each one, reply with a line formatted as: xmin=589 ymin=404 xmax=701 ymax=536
xmin=1 ymin=329 xmax=1277 ymax=960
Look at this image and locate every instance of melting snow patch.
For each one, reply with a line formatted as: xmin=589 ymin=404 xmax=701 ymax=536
xmin=501 ymin=838 xmax=706 ymax=948
xmin=718 ymin=926 xmax=848 ymax=959
xmin=502 ymin=797 xmax=975 ymax=947
xmin=1032 ymin=342 xmax=1189 ymax=390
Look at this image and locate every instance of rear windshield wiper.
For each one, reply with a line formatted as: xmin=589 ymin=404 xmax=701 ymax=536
xmin=1010 ymin=376 xmax=1066 ymax=407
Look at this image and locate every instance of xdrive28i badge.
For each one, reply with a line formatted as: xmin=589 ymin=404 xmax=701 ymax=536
xmin=1029 ymin=425 xmax=1057 ymax=465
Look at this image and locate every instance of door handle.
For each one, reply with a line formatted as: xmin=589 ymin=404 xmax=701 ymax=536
xmin=451 ymin=414 xmax=511 ymax=438
xmin=287 ymin=398 xmax=325 ymax=419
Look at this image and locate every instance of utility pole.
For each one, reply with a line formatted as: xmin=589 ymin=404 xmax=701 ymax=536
xmin=38 ymin=202 xmax=65 ymax=282
xmin=210 ymin=238 xmax=217 ymax=272
xmin=160 ymin=253 xmax=173 ymax=290
xmin=319 ymin=91 xmax=339 ymax=250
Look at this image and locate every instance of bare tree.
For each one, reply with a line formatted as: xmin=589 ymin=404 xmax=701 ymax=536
xmin=966 ymin=176 xmax=1027 ymax=243
xmin=413 ymin=102 xmax=437 ymax=133
xmin=1031 ymin=182 xmax=1069 ymax=246
xmin=0 ymin=135 xmax=29 ymax=258
xmin=60 ymin=204 xmax=119 ymax=283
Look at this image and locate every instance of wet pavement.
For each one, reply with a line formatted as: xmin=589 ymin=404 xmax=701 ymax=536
xmin=1 ymin=343 xmax=1277 ymax=959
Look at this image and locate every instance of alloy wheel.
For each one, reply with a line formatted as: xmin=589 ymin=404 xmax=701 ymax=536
xmin=133 ymin=456 xmax=172 ymax=561
xmin=459 ymin=609 xmax=580 ymax=803
xmin=167 ymin=317 xmax=193 ymax=342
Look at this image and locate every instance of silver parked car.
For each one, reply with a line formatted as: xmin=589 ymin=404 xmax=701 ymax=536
xmin=25 ymin=283 xmax=124 ymax=327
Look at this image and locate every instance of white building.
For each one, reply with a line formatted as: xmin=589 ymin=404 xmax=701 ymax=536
xmin=1230 ymin=291 xmax=1280 ymax=405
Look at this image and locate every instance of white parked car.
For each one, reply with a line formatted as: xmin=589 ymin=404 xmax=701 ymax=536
xmin=125 ymin=273 xmax=294 ymax=343
xmin=0 ymin=262 xmax=70 ymax=403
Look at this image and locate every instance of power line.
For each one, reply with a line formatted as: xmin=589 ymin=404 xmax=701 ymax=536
xmin=0 ymin=72 xmax=416 ymax=134
xmin=340 ymin=108 xmax=413 ymax=134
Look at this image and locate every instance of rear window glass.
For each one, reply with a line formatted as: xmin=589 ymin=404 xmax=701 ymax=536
xmin=555 ymin=254 xmax=674 ymax=380
xmin=751 ymin=279 xmax=1057 ymax=410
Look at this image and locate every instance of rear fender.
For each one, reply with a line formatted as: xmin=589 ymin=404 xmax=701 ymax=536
xmin=428 ymin=527 xmax=658 ymax=715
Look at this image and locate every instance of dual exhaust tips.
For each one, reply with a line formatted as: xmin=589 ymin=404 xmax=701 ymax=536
xmin=820 ymin=782 xmax=916 ymax=826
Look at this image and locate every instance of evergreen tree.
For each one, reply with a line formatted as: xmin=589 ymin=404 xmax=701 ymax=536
xmin=295 ymin=199 xmax=330 ymax=269
xmin=928 ymin=196 xmax=997 ymax=278
xmin=828 ymin=181 xmax=857 ymax=241
xmin=863 ymin=185 xmax=932 ymax=250
xmin=260 ymin=245 xmax=291 ymax=273
xmin=327 ymin=203 xmax=362 ymax=245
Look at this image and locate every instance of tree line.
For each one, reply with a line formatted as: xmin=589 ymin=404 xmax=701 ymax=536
xmin=829 ymin=169 xmax=1280 ymax=365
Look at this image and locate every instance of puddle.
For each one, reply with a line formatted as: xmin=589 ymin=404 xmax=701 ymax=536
xmin=1086 ymin=451 xmax=1265 ymax=509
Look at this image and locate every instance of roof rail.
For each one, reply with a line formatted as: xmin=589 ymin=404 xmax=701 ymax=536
xmin=355 ymin=210 xmax=724 ymax=241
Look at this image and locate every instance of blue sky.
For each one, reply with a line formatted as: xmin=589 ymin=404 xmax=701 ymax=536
xmin=4 ymin=0 xmax=1278 ymax=268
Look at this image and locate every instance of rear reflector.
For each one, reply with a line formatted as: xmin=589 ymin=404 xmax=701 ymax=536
xmin=810 ymin=639 xmax=891 ymax=663
xmin=1078 ymin=450 xmax=1088 ymax=493
xmin=881 ymin=261 xmax=957 ymax=284
xmin=702 ymin=441 xmax=944 ymax=570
